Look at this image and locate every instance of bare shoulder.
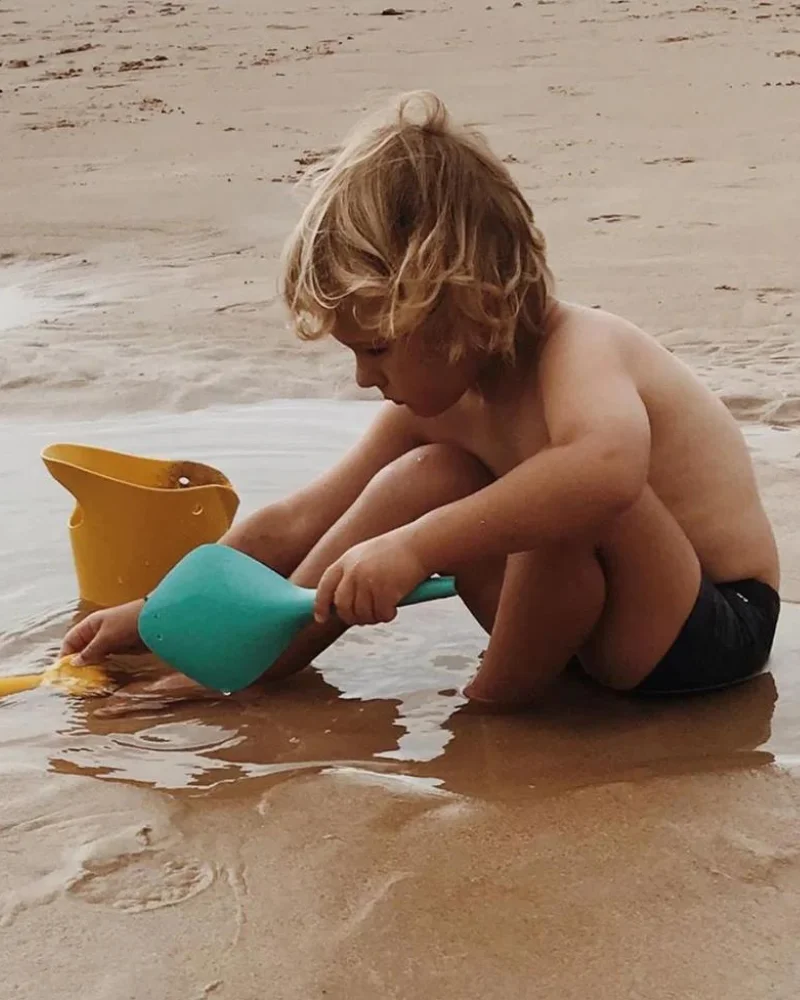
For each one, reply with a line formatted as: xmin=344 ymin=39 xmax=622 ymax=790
xmin=539 ymin=301 xmax=695 ymax=400
xmin=538 ymin=302 xmax=644 ymax=369
xmin=535 ymin=302 xmax=647 ymax=399
xmin=539 ymin=302 xmax=779 ymax=587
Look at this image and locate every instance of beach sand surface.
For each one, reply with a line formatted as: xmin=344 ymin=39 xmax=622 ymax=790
xmin=2 ymin=1 xmax=800 ymax=997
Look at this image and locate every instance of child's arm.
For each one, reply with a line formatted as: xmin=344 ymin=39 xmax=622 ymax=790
xmin=61 ymin=403 xmax=421 ymax=669
xmin=314 ymin=326 xmax=650 ymax=628
xmin=222 ymin=402 xmax=423 ymax=574
xmin=409 ymin=329 xmax=651 ymax=568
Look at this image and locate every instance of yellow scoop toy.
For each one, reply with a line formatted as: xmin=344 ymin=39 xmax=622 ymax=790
xmin=0 ymin=655 xmax=118 ymax=700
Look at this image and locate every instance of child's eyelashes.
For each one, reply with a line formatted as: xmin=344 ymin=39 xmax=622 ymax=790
xmin=364 ymin=345 xmax=389 ymax=357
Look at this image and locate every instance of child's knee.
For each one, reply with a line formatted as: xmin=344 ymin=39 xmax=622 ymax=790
xmin=368 ymin=444 xmax=493 ymax=504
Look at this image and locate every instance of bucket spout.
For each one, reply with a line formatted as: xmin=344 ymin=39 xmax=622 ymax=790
xmin=42 ymin=443 xmax=98 ymax=519
xmin=42 ymin=443 xmax=240 ymax=607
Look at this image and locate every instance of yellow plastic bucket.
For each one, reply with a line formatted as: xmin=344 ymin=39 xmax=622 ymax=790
xmin=42 ymin=443 xmax=240 ymax=607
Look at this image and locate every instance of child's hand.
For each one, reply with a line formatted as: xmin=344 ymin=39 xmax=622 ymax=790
xmin=60 ymin=599 xmax=146 ymax=665
xmin=313 ymin=529 xmax=429 ymax=627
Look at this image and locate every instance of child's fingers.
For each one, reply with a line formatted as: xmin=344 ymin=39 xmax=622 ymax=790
xmin=59 ymin=635 xmax=79 ymax=657
xmin=353 ymin=584 xmax=377 ymax=626
xmin=59 ymin=627 xmax=83 ymax=657
xmin=71 ymin=632 xmax=108 ymax=667
xmin=59 ymin=617 xmax=97 ymax=657
xmin=375 ymin=594 xmax=398 ymax=624
xmin=314 ymin=564 xmax=343 ymax=623
xmin=71 ymin=645 xmax=102 ymax=668
xmin=331 ymin=574 xmax=359 ymax=626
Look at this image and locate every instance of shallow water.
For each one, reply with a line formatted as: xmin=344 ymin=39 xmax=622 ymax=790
xmin=0 ymin=256 xmax=145 ymax=334
xmin=2 ymin=341 xmax=799 ymax=1000
xmin=2 ymin=404 xmax=799 ymax=1000
xmin=2 ymin=401 xmax=799 ymax=803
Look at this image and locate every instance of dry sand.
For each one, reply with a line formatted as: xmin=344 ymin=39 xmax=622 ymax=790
xmin=1 ymin=1 xmax=800 ymax=997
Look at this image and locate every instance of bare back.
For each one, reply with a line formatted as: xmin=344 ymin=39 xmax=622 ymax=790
xmin=410 ymin=302 xmax=779 ymax=590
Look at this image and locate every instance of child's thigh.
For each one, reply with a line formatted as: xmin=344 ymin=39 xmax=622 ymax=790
xmin=295 ymin=444 xmax=493 ymax=585
xmin=580 ymin=486 xmax=702 ymax=689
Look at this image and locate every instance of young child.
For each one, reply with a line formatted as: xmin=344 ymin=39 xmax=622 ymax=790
xmin=61 ymin=91 xmax=781 ymax=712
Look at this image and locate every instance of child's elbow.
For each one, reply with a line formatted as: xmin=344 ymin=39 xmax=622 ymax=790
xmin=609 ymin=475 xmax=646 ymax=516
xmin=595 ymin=444 xmax=648 ymax=515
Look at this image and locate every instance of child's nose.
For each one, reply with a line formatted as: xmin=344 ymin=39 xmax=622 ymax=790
xmin=355 ymin=359 xmax=383 ymax=390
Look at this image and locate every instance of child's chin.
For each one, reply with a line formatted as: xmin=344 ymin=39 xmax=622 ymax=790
xmin=402 ymin=399 xmax=437 ymax=418
xmin=410 ymin=396 xmax=459 ymax=419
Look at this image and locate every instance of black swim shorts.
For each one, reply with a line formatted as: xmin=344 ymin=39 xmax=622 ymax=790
xmin=634 ymin=576 xmax=781 ymax=695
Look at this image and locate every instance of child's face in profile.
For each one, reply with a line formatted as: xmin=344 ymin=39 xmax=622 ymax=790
xmin=334 ymin=304 xmax=481 ymax=418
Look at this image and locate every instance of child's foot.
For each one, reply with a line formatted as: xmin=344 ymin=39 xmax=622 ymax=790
xmin=93 ymin=671 xmax=225 ymax=717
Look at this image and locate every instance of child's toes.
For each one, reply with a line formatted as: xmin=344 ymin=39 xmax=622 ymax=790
xmin=92 ymin=674 xmax=219 ymax=717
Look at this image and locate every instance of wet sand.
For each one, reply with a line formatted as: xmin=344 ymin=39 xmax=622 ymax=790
xmin=2 ymin=0 xmax=800 ymax=997
xmin=2 ymin=405 xmax=800 ymax=999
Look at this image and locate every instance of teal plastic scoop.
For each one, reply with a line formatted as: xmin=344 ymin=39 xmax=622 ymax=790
xmin=138 ymin=543 xmax=457 ymax=692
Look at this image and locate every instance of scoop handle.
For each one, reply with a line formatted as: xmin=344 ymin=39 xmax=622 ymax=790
xmin=0 ymin=675 xmax=43 ymax=698
xmin=397 ymin=575 xmax=457 ymax=606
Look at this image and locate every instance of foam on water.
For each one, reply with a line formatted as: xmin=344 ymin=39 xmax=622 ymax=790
xmin=0 ymin=254 xmax=175 ymax=340
xmin=0 ymin=259 xmax=97 ymax=332
xmin=0 ymin=283 xmax=53 ymax=333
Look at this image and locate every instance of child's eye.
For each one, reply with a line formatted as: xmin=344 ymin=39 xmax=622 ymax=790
xmin=365 ymin=345 xmax=388 ymax=357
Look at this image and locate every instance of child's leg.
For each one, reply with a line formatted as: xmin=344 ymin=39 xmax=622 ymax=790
xmin=267 ymin=444 xmax=503 ymax=680
xmin=102 ymin=445 xmax=700 ymax=713
xmin=277 ymin=470 xmax=700 ymax=704
xmin=274 ymin=463 xmax=701 ymax=699
xmin=466 ymin=485 xmax=702 ymax=703
xmin=100 ymin=444 xmax=500 ymax=712
xmin=581 ymin=486 xmax=703 ymax=685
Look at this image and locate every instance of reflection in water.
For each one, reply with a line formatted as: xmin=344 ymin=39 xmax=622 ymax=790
xmin=41 ymin=620 xmax=798 ymax=802
xmin=1 ymin=403 xmax=799 ymax=803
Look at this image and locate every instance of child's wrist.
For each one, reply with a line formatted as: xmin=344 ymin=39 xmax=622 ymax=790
xmin=403 ymin=518 xmax=440 ymax=578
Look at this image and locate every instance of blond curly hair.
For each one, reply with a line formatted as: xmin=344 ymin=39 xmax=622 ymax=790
xmin=281 ymin=91 xmax=554 ymax=361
